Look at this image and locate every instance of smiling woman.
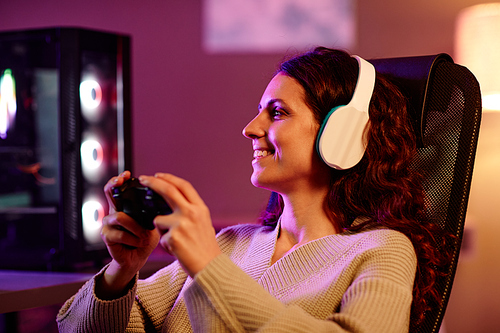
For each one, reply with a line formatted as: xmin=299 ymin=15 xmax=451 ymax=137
xmin=57 ymin=47 xmax=451 ymax=333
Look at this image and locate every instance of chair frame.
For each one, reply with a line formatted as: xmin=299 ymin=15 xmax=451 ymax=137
xmin=371 ymin=54 xmax=482 ymax=332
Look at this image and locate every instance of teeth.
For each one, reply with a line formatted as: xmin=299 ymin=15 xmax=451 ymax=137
xmin=253 ymin=150 xmax=272 ymax=158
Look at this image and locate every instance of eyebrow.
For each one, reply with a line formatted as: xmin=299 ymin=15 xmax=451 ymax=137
xmin=258 ymin=98 xmax=287 ymax=111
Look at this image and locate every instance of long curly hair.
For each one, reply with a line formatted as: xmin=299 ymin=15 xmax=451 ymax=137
xmin=259 ymin=47 xmax=452 ymax=329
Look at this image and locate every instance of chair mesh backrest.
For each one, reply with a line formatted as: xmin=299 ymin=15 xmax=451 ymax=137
xmin=371 ymin=54 xmax=482 ymax=333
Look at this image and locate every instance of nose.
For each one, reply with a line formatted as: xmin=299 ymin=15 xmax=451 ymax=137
xmin=242 ymin=113 xmax=266 ymax=139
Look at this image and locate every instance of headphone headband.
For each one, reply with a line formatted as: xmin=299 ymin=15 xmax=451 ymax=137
xmin=350 ymin=56 xmax=376 ymax=112
xmin=316 ymin=56 xmax=376 ymax=170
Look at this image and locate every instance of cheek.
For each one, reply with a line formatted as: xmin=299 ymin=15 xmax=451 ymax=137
xmin=295 ymin=124 xmax=320 ymax=154
xmin=270 ymin=122 xmax=320 ymax=160
xmin=285 ymin=136 xmax=319 ymax=167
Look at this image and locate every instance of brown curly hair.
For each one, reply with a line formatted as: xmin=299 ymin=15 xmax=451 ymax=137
xmin=259 ymin=47 xmax=452 ymax=330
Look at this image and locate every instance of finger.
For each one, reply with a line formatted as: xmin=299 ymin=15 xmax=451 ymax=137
xmin=153 ymin=213 xmax=178 ymax=236
xmin=147 ymin=173 xmax=205 ymax=206
xmin=159 ymin=234 xmax=174 ymax=256
xmin=155 ymin=218 xmax=179 ymax=256
xmin=104 ymin=171 xmax=131 ymax=194
xmin=102 ymin=226 xmax=144 ymax=249
xmin=138 ymin=175 xmax=188 ymax=211
xmin=101 ymin=215 xmax=146 ymax=248
xmin=103 ymin=212 xmax=150 ymax=240
xmin=156 ymin=173 xmax=205 ymax=205
xmin=104 ymin=171 xmax=131 ymax=211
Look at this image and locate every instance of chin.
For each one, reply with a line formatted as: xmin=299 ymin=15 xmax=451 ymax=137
xmin=250 ymin=175 xmax=261 ymax=188
xmin=250 ymin=174 xmax=278 ymax=192
xmin=250 ymin=173 xmax=265 ymax=188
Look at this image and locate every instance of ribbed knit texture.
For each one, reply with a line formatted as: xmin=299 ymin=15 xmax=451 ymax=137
xmin=57 ymin=223 xmax=416 ymax=332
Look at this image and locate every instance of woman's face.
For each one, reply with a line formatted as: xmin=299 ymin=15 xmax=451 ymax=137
xmin=242 ymin=73 xmax=331 ymax=194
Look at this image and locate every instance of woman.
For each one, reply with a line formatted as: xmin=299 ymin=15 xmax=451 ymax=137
xmin=57 ymin=47 xmax=449 ymax=332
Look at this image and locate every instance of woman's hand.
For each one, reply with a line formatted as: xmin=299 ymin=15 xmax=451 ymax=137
xmin=97 ymin=171 xmax=160 ymax=299
xmin=139 ymin=173 xmax=222 ymax=277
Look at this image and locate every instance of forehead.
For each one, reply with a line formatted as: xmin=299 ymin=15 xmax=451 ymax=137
xmin=259 ymin=73 xmax=306 ymax=107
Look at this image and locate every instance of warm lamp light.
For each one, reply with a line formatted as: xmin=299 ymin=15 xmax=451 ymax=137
xmin=456 ymin=3 xmax=500 ymax=111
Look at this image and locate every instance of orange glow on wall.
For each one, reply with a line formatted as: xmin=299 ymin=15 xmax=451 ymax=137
xmin=456 ymin=3 xmax=500 ymax=111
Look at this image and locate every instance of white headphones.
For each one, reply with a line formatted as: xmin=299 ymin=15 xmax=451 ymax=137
xmin=316 ymin=56 xmax=376 ymax=170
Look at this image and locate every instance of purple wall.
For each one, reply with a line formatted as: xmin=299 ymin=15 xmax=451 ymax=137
xmin=0 ymin=0 xmax=487 ymax=228
xmin=0 ymin=0 xmax=283 ymax=227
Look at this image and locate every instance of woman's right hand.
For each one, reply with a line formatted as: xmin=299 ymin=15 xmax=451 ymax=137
xmin=96 ymin=171 xmax=160 ymax=299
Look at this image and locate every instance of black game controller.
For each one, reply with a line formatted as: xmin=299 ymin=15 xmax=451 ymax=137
xmin=112 ymin=177 xmax=172 ymax=230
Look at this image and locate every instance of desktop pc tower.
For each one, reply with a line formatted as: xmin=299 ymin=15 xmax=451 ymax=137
xmin=0 ymin=27 xmax=132 ymax=270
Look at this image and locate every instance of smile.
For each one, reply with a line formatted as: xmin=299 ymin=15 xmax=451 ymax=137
xmin=253 ymin=149 xmax=273 ymax=159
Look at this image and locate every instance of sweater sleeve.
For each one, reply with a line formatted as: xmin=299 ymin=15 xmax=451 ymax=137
xmin=183 ymin=230 xmax=416 ymax=333
xmin=56 ymin=265 xmax=137 ymax=333
xmin=56 ymin=260 xmax=188 ymax=333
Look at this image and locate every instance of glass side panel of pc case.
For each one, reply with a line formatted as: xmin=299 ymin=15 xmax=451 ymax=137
xmin=0 ymin=28 xmax=131 ymax=270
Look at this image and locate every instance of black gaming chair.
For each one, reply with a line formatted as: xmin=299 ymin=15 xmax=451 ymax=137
xmin=370 ymin=54 xmax=482 ymax=332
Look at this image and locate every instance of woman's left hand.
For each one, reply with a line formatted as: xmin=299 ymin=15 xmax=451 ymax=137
xmin=138 ymin=173 xmax=222 ymax=277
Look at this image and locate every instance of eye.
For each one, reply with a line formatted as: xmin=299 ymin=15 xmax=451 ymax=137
xmin=270 ymin=107 xmax=286 ymax=120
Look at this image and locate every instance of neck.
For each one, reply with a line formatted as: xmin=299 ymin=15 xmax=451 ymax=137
xmin=269 ymin=188 xmax=338 ymax=265
xmin=278 ymin=187 xmax=338 ymax=246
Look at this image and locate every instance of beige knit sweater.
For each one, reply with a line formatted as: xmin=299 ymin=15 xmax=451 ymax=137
xmin=57 ymin=223 xmax=416 ymax=332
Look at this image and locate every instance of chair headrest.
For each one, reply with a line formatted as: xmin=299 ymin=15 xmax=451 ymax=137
xmin=369 ymin=53 xmax=454 ymax=147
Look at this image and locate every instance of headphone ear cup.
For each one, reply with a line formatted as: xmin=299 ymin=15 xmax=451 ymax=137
xmin=316 ymin=55 xmax=375 ymax=170
xmin=317 ymin=104 xmax=369 ymax=170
